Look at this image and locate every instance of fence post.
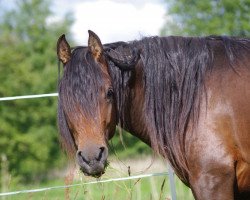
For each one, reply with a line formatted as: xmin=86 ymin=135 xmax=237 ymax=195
xmin=168 ymin=164 xmax=177 ymax=200
xmin=1 ymin=154 xmax=9 ymax=200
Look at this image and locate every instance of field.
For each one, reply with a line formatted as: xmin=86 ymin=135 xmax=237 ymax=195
xmin=2 ymin=157 xmax=194 ymax=200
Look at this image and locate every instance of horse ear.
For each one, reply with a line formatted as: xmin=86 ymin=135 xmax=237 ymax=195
xmin=57 ymin=34 xmax=71 ymax=64
xmin=88 ymin=30 xmax=104 ymax=61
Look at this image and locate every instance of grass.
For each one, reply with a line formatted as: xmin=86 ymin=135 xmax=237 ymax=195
xmin=2 ymin=169 xmax=194 ymax=200
xmin=1 ymin=131 xmax=194 ymax=199
xmin=1 ymin=154 xmax=194 ymax=200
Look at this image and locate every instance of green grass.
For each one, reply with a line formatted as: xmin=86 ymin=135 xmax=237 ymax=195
xmin=1 ymin=131 xmax=194 ymax=200
xmin=2 ymin=173 xmax=194 ymax=200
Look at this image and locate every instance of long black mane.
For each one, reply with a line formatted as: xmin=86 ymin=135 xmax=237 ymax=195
xmin=58 ymin=35 xmax=250 ymax=179
xmin=103 ymin=36 xmax=250 ymax=181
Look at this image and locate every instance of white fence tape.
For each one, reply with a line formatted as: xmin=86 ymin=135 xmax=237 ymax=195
xmin=0 ymin=93 xmax=58 ymax=101
xmin=0 ymin=172 xmax=168 ymax=197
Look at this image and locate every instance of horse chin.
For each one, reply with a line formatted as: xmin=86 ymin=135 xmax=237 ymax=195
xmin=79 ymin=160 xmax=109 ymax=178
xmin=81 ymin=169 xmax=105 ymax=178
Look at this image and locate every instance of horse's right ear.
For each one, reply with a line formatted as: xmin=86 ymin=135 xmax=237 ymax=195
xmin=57 ymin=34 xmax=71 ymax=64
xmin=88 ymin=30 xmax=104 ymax=61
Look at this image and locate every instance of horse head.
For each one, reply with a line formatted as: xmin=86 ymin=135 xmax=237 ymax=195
xmin=57 ymin=31 xmax=117 ymax=177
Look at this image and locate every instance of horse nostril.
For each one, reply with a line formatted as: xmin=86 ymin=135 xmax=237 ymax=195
xmin=96 ymin=146 xmax=105 ymax=161
xmin=77 ymin=150 xmax=90 ymax=165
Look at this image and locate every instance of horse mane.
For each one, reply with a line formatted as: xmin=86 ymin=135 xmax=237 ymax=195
xmin=104 ymin=35 xmax=250 ymax=181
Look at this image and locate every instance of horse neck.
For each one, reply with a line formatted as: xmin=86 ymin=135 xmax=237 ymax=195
xmin=115 ymin=63 xmax=152 ymax=146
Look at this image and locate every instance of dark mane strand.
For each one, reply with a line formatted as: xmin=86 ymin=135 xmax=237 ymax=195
xmin=58 ymin=99 xmax=76 ymax=158
xmin=105 ymin=47 xmax=141 ymax=71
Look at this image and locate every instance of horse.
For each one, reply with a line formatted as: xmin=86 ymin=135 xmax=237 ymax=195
xmin=56 ymin=30 xmax=250 ymax=200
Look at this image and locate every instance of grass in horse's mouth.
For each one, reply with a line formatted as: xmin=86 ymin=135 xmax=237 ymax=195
xmin=82 ymin=171 xmax=103 ymax=178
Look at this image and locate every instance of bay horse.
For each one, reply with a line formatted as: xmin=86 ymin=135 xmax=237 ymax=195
xmin=57 ymin=30 xmax=250 ymax=199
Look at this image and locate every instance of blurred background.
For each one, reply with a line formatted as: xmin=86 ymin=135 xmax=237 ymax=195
xmin=0 ymin=0 xmax=249 ymax=199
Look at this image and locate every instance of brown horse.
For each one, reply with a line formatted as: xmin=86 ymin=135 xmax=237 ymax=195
xmin=57 ymin=30 xmax=250 ymax=200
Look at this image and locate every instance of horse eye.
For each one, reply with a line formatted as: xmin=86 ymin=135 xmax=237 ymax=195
xmin=106 ymin=88 xmax=114 ymax=99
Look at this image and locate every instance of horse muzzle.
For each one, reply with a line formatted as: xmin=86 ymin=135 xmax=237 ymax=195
xmin=76 ymin=145 xmax=108 ymax=178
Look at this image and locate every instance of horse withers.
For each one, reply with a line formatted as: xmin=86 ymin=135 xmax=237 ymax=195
xmin=57 ymin=31 xmax=250 ymax=199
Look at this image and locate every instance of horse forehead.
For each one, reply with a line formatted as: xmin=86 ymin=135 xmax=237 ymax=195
xmin=69 ymin=51 xmax=110 ymax=83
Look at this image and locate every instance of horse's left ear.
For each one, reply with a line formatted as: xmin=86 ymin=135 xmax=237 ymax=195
xmin=88 ymin=30 xmax=104 ymax=61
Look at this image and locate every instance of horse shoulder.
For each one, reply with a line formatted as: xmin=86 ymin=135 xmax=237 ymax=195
xmin=185 ymin=65 xmax=250 ymax=198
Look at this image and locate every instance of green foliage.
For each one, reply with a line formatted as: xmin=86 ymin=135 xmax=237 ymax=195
xmin=161 ymin=0 xmax=250 ymax=36
xmin=0 ymin=0 xmax=73 ymax=183
xmin=110 ymin=129 xmax=152 ymax=159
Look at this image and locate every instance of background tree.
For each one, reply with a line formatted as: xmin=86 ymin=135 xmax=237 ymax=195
xmin=0 ymin=0 xmax=73 ymax=184
xmin=161 ymin=0 xmax=250 ymax=36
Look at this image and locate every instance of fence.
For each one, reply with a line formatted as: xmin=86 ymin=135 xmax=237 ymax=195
xmin=0 ymin=93 xmax=177 ymax=200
